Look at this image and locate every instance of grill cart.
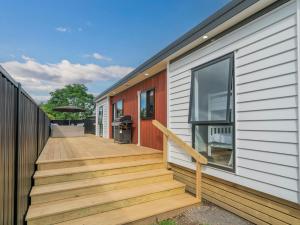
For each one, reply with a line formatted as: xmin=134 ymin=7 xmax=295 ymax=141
xmin=112 ymin=115 xmax=133 ymax=144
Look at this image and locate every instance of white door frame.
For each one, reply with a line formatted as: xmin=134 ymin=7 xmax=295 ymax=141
xmin=137 ymin=90 xmax=141 ymax=146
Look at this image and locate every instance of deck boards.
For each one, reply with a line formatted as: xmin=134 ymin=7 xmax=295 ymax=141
xmin=55 ymin=194 xmax=199 ymax=225
xmin=37 ymin=135 xmax=161 ymax=163
xmin=26 ymin=136 xmax=200 ymax=225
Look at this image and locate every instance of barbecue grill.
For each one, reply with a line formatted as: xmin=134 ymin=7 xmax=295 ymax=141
xmin=112 ymin=115 xmax=133 ymax=144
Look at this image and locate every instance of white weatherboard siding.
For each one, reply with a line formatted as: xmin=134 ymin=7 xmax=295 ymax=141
xmin=96 ymin=97 xmax=109 ymax=138
xmin=168 ymin=0 xmax=299 ymax=203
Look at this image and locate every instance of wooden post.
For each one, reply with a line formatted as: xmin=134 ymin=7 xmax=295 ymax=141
xmin=196 ymin=162 xmax=202 ymax=200
xmin=152 ymin=120 xmax=207 ymax=201
xmin=163 ymin=134 xmax=168 ymax=169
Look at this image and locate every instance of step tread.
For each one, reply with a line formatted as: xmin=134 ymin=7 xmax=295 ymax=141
xmin=26 ymin=180 xmax=185 ymax=220
xmin=34 ymin=159 xmax=163 ymax=178
xmin=56 ymin=193 xmax=199 ymax=225
xmin=37 ymin=151 xmax=162 ymax=164
xmin=31 ymin=169 xmax=173 ymax=196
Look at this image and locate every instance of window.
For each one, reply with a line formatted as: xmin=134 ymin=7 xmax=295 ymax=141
xmin=116 ymin=100 xmax=123 ymax=118
xmin=189 ymin=53 xmax=234 ymax=171
xmin=98 ymin=106 xmax=103 ymax=137
xmin=140 ymin=89 xmax=155 ymax=119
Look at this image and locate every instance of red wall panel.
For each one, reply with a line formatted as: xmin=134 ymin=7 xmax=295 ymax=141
xmin=110 ymin=70 xmax=167 ymax=150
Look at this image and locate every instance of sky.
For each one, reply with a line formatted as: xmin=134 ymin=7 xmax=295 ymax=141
xmin=0 ymin=0 xmax=229 ymax=102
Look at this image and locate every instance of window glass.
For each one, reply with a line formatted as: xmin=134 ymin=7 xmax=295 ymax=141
xmin=140 ymin=92 xmax=147 ymax=118
xmin=190 ymin=57 xmax=231 ymax=123
xmin=194 ymin=125 xmax=234 ymax=169
xmin=148 ymin=90 xmax=155 ymax=118
xmin=116 ymin=100 xmax=123 ymax=118
xmin=98 ymin=106 xmax=103 ymax=124
xmin=190 ymin=53 xmax=235 ymax=170
xmin=140 ymin=89 xmax=155 ymax=119
xmin=98 ymin=106 xmax=103 ymax=137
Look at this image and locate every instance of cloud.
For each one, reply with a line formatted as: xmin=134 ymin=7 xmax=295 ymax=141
xmin=93 ymin=53 xmax=112 ymax=61
xmin=56 ymin=24 xmax=89 ymax=33
xmin=84 ymin=52 xmax=112 ymax=61
xmin=55 ymin=26 xmax=71 ymax=32
xmin=34 ymin=95 xmax=51 ymax=103
xmin=0 ymin=56 xmax=134 ymax=101
xmin=22 ymin=55 xmax=35 ymax=61
xmin=86 ymin=21 xmax=92 ymax=27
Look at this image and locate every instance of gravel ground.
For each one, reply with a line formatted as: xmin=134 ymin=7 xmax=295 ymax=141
xmin=171 ymin=200 xmax=254 ymax=225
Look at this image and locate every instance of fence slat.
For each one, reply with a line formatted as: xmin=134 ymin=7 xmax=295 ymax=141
xmin=0 ymin=66 xmax=50 ymax=225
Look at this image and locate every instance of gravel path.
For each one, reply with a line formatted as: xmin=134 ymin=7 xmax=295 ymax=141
xmin=172 ymin=200 xmax=254 ymax=225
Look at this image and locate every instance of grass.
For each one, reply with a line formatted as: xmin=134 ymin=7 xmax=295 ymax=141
xmin=155 ymin=219 xmax=211 ymax=225
xmin=157 ymin=219 xmax=177 ymax=225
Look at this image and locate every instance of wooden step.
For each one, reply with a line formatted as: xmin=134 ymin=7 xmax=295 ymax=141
xmin=55 ymin=193 xmax=200 ymax=225
xmin=26 ymin=181 xmax=185 ymax=225
xmin=37 ymin=152 xmax=162 ymax=170
xmin=31 ymin=169 xmax=173 ymax=204
xmin=34 ymin=159 xmax=164 ymax=185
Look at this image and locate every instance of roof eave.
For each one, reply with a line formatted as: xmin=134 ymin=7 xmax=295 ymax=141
xmin=95 ymin=0 xmax=264 ymax=102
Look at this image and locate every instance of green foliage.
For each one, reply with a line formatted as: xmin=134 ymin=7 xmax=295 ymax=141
xmin=157 ymin=219 xmax=177 ymax=225
xmin=40 ymin=84 xmax=95 ymax=120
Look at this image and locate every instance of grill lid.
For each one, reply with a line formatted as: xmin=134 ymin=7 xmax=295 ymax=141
xmin=112 ymin=115 xmax=133 ymax=126
xmin=114 ymin=115 xmax=132 ymax=122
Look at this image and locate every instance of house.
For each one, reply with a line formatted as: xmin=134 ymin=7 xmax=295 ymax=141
xmin=95 ymin=0 xmax=300 ymax=223
xmin=96 ymin=70 xmax=167 ymax=150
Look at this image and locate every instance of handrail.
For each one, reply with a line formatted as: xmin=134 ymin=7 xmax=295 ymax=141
xmin=152 ymin=120 xmax=207 ymax=164
xmin=152 ymin=120 xmax=207 ymax=199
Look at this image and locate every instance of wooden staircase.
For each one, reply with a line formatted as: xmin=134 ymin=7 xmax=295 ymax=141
xmin=26 ymin=153 xmax=200 ymax=225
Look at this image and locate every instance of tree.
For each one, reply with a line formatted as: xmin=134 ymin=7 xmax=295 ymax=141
xmin=41 ymin=84 xmax=95 ymax=120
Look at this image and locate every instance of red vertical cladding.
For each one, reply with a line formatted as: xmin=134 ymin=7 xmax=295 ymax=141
xmin=140 ymin=70 xmax=167 ymax=150
xmin=109 ymin=69 xmax=167 ymax=150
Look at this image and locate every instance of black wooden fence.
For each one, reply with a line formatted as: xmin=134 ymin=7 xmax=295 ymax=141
xmin=0 ymin=66 xmax=50 ymax=225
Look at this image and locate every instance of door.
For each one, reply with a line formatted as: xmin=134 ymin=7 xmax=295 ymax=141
xmin=111 ymin=100 xmax=123 ymax=138
xmin=140 ymin=89 xmax=157 ymax=148
xmin=112 ymin=103 xmax=116 ymax=138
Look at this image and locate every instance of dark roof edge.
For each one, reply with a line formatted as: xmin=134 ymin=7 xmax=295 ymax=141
xmin=95 ymin=0 xmax=260 ymax=101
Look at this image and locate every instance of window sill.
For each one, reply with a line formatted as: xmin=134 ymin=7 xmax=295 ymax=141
xmin=203 ymin=162 xmax=235 ymax=173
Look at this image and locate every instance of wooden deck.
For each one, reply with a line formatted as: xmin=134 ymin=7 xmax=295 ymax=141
xmin=38 ymin=135 xmax=162 ymax=163
xmin=26 ymin=135 xmax=199 ymax=225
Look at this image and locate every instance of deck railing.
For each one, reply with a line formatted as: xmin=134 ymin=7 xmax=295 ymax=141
xmin=0 ymin=66 xmax=50 ymax=225
xmin=152 ymin=120 xmax=207 ymax=199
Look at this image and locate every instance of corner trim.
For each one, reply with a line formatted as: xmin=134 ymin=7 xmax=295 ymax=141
xmin=137 ymin=90 xmax=141 ymax=146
